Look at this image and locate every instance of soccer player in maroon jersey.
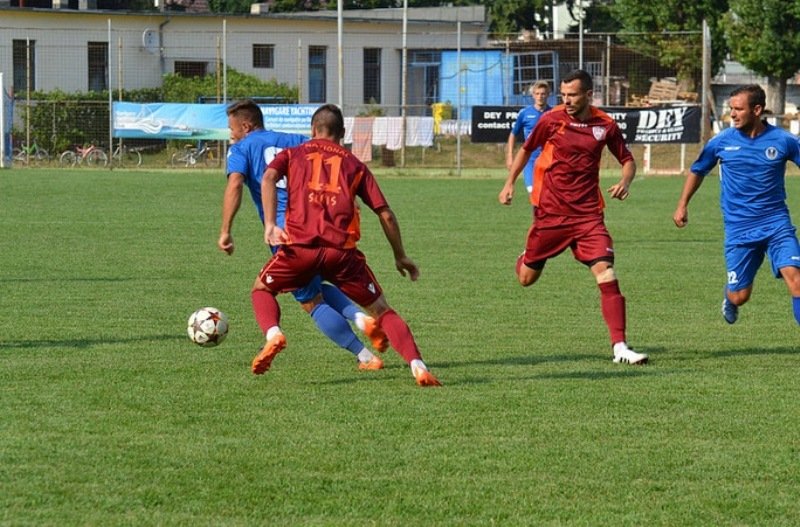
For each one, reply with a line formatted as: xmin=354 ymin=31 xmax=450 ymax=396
xmin=498 ymin=69 xmax=648 ymax=365
xmin=248 ymin=104 xmax=441 ymax=387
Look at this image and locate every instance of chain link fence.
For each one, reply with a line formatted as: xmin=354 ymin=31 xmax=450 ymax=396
xmin=0 ymin=15 xmax=747 ymax=174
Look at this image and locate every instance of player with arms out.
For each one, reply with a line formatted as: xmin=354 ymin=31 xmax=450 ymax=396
xmin=673 ymin=84 xmax=800 ymax=325
xmin=498 ymin=69 xmax=647 ymax=365
xmin=219 ymin=99 xmax=387 ymax=371
xmin=250 ymin=103 xmax=441 ymax=387
xmin=506 ymin=81 xmax=552 ymax=196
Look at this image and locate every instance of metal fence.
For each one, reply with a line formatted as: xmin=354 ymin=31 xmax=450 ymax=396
xmin=0 ymin=17 xmax=739 ymax=173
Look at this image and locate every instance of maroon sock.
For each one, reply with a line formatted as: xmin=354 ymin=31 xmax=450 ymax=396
xmin=598 ymin=280 xmax=626 ymax=344
xmin=251 ymin=289 xmax=280 ymax=336
xmin=377 ymin=309 xmax=422 ymax=364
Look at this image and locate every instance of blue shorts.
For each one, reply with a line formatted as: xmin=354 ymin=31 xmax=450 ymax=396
xmin=724 ymin=223 xmax=800 ymax=291
xmin=522 ymin=159 xmax=534 ymax=192
xmin=270 ymin=245 xmax=322 ymax=303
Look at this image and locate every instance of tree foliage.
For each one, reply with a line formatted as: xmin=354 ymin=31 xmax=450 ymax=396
xmin=609 ymin=0 xmax=729 ymax=82
xmin=724 ymin=0 xmax=800 ymax=82
xmin=161 ymin=68 xmax=298 ymax=103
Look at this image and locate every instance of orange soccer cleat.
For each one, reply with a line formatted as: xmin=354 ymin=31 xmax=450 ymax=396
xmin=362 ymin=316 xmax=389 ymax=353
xmin=252 ymin=333 xmax=287 ymax=374
xmin=357 ymin=355 xmax=385 ymax=371
xmin=414 ymin=370 xmax=442 ymax=387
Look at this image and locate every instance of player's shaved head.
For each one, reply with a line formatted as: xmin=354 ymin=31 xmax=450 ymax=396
xmin=227 ymin=99 xmax=265 ymax=129
xmin=311 ymin=104 xmax=345 ymax=141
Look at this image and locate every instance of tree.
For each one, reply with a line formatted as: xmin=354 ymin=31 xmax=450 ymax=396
xmin=610 ymin=0 xmax=729 ymax=88
xmin=724 ymin=0 xmax=800 ymax=114
xmin=206 ymin=0 xmax=257 ymax=13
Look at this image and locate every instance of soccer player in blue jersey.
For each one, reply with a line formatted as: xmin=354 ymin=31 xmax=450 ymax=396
xmin=218 ymin=99 xmax=388 ymax=370
xmin=673 ymin=85 xmax=800 ymax=325
xmin=506 ymin=81 xmax=551 ymax=196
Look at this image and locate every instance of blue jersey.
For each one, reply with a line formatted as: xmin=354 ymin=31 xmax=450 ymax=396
xmin=691 ymin=124 xmax=800 ymax=237
xmin=511 ymin=105 xmax=550 ymax=160
xmin=226 ymin=128 xmax=307 ymax=226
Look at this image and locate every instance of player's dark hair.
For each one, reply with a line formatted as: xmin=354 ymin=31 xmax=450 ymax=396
xmin=311 ymin=104 xmax=345 ymax=140
xmin=226 ymin=99 xmax=264 ymax=129
xmin=562 ymin=69 xmax=593 ymax=92
xmin=730 ymin=84 xmax=766 ymax=110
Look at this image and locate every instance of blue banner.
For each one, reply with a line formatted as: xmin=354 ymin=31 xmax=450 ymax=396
xmin=113 ymin=102 xmax=317 ymax=139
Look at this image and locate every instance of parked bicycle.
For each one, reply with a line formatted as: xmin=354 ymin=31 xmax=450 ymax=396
xmin=12 ymin=140 xmax=51 ymax=166
xmin=111 ymin=142 xmax=143 ymax=168
xmin=171 ymin=141 xmax=218 ymax=168
xmin=60 ymin=143 xmax=108 ymax=167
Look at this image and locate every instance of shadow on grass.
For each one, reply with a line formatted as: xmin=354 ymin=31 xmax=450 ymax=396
xmin=0 ymin=334 xmax=185 ymax=350
xmin=696 ymin=346 xmax=799 ymax=360
xmin=0 ymin=276 xmax=133 ymax=283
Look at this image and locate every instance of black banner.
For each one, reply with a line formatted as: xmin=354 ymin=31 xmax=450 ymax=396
xmin=471 ymin=105 xmax=701 ymax=144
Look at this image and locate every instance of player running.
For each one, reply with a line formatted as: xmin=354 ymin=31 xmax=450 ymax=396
xmin=499 ymin=69 xmax=647 ymax=365
xmin=220 ymin=99 xmax=387 ymax=371
xmin=673 ymin=84 xmax=800 ymax=325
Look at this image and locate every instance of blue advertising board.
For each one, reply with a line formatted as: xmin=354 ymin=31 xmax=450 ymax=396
xmin=113 ymin=102 xmax=317 ymax=140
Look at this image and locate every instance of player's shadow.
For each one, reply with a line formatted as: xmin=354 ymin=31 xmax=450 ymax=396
xmin=1 ymin=334 xmax=185 ymax=350
xmin=693 ymin=346 xmax=798 ymax=360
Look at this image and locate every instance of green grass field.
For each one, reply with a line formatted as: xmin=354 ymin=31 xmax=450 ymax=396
xmin=2 ymin=168 xmax=799 ymax=526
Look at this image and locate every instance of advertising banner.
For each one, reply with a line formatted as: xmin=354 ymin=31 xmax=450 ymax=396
xmin=471 ymin=104 xmax=701 ymax=144
xmin=113 ymin=102 xmax=317 ymax=140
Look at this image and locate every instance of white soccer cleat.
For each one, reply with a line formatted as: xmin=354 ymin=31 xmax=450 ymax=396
xmin=612 ymin=343 xmax=648 ymax=365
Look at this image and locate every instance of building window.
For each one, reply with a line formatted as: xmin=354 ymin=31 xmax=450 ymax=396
xmin=363 ymin=48 xmax=381 ymax=104
xmin=512 ymin=51 xmax=557 ymax=96
xmin=407 ymin=50 xmax=441 ymax=115
xmin=174 ymin=61 xmax=208 ymax=78
xmin=253 ymin=44 xmax=275 ymax=69
xmin=88 ymin=41 xmax=108 ymax=92
xmin=12 ymin=39 xmax=35 ymax=93
xmin=308 ymin=46 xmax=327 ymax=103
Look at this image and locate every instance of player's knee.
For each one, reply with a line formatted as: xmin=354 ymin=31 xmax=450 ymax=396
xmin=518 ymin=266 xmax=539 ymax=286
xmin=727 ymin=288 xmax=751 ymax=305
xmin=594 ymin=266 xmax=617 ymax=284
xmin=366 ymin=295 xmax=390 ymax=317
xmin=299 ymin=293 xmax=324 ymax=314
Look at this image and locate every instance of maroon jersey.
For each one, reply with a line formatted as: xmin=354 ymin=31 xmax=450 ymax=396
xmin=268 ymin=138 xmax=389 ymax=248
xmin=523 ymin=105 xmax=633 ymax=217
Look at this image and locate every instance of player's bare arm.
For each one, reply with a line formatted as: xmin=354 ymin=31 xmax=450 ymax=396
xmin=219 ymin=171 xmax=245 ymax=255
xmin=607 ymin=159 xmax=636 ymax=201
xmin=673 ymin=171 xmax=704 ymax=228
xmin=499 ymin=146 xmax=532 ymax=205
xmin=505 ymin=133 xmax=516 ymax=170
xmin=261 ymin=167 xmax=288 ymax=245
xmin=376 ymin=207 xmax=419 ymax=281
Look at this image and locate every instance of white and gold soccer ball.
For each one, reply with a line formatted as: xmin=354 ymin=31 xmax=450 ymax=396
xmin=187 ymin=307 xmax=229 ymax=347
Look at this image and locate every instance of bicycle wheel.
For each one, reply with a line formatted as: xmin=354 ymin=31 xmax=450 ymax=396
xmin=12 ymin=148 xmax=29 ymax=166
xmin=33 ymin=149 xmax=50 ymax=167
xmin=171 ymin=151 xmax=185 ymax=168
xmin=127 ymin=149 xmax=142 ymax=167
xmin=60 ymin=151 xmax=77 ymax=167
xmin=85 ymin=149 xmax=108 ymax=167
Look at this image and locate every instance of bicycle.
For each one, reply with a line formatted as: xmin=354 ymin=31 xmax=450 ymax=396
xmin=171 ymin=141 xmax=218 ymax=168
xmin=12 ymin=140 xmax=51 ymax=167
xmin=110 ymin=142 xmax=143 ymax=168
xmin=60 ymin=143 xmax=108 ymax=168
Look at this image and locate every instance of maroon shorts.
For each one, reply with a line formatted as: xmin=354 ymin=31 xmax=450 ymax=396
xmin=257 ymin=245 xmax=384 ymax=307
xmin=523 ymin=215 xmax=615 ymax=267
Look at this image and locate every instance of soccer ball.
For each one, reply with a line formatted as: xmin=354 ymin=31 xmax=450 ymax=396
xmin=187 ymin=307 xmax=229 ymax=347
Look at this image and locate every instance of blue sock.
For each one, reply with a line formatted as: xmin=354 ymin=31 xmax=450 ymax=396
xmin=793 ymin=297 xmax=800 ymax=325
xmin=321 ymin=283 xmax=360 ymax=322
xmin=309 ymin=303 xmax=363 ymax=356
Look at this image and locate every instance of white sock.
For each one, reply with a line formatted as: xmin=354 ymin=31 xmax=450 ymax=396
xmin=266 ymin=326 xmax=282 ymax=341
xmin=354 ymin=312 xmax=367 ymax=332
xmin=410 ymin=359 xmax=428 ymax=377
xmin=357 ymin=348 xmax=376 ymax=363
